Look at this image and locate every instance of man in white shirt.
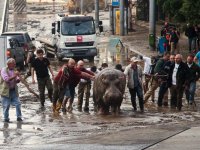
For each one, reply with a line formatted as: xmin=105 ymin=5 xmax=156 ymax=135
xmin=169 ymin=54 xmax=189 ymax=111
xmin=142 ymin=56 xmax=156 ymax=102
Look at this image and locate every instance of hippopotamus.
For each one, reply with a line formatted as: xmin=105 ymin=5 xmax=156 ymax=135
xmin=93 ymin=68 xmax=126 ymax=114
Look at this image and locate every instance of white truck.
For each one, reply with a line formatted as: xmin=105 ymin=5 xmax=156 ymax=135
xmin=49 ymin=14 xmax=103 ymax=61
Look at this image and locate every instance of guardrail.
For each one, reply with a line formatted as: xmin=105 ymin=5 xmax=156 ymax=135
xmin=0 ymin=0 xmax=9 ymax=34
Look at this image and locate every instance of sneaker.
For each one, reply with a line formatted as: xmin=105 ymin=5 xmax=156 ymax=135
xmin=4 ymin=119 xmax=10 ymax=123
xmin=17 ymin=118 xmax=23 ymax=122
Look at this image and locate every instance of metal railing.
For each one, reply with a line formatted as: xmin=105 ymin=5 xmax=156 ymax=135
xmin=0 ymin=0 xmax=9 ymax=34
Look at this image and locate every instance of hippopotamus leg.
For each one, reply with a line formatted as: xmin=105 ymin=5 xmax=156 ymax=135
xmin=111 ymin=105 xmax=121 ymax=115
xmin=98 ymin=104 xmax=109 ymax=115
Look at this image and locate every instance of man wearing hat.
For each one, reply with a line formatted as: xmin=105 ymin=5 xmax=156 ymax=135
xmin=124 ymin=56 xmax=144 ymax=112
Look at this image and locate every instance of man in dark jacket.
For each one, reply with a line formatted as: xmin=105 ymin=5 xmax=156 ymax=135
xmin=144 ymin=52 xmax=170 ymax=104
xmin=157 ymin=54 xmax=175 ymax=107
xmin=185 ymin=55 xmax=200 ymax=105
xmin=169 ymin=54 xmax=189 ymax=111
xmin=185 ymin=24 xmax=197 ymax=52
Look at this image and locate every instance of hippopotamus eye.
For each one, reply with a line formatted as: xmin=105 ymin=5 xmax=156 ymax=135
xmin=101 ymin=77 xmax=109 ymax=85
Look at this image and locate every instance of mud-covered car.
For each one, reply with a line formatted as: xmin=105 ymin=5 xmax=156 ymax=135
xmin=1 ymin=32 xmax=34 ymax=60
xmin=3 ymin=36 xmax=25 ymax=70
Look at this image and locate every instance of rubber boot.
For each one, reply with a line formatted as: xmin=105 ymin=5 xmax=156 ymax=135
xmin=52 ymin=103 xmax=57 ymax=113
xmin=56 ymin=101 xmax=62 ymax=112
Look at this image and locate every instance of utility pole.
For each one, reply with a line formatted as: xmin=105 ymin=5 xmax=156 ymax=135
xmin=149 ymin=0 xmax=156 ymax=51
xmin=80 ymin=0 xmax=83 ymax=14
xmin=95 ymin=0 xmax=99 ymax=30
xmin=52 ymin=0 xmax=55 ymax=12
xmin=120 ymin=0 xmax=124 ymax=36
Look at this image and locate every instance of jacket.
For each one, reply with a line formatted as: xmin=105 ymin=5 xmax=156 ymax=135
xmin=0 ymin=67 xmax=19 ymax=98
xmin=124 ymin=64 xmax=143 ymax=89
xmin=187 ymin=62 xmax=200 ymax=83
xmin=169 ymin=62 xmax=189 ymax=88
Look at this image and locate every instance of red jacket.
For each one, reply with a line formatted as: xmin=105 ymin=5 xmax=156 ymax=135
xmin=54 ymin=65 xmax=93 ymax=88
xmin=70 ymin=67 xmax=94 ymax=87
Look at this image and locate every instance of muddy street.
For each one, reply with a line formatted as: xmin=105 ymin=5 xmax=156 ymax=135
xmin=1 ymin=55 xmax=200 ymax=149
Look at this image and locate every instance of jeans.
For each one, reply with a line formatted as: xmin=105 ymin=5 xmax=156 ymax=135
xmin=185 ymin=82 xmax=196 ymax=103
xmin=1 ymin=90 xmax=22 ymax=121
xmin=129 ymin=84 xmax=144 ymax=111
xmin=188 ymin=37 xmax=196 ymax=51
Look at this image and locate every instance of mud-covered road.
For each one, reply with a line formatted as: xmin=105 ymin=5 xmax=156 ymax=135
xmin=1 ymin=56 xmax=200 ymax=149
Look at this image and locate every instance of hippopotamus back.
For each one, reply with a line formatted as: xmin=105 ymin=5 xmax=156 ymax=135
xmin=93 ymin=68 xmax=126 ymax=114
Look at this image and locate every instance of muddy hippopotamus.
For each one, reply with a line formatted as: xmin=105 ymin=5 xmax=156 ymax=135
xmin=93 ymin=68 xmax=126 ymax=114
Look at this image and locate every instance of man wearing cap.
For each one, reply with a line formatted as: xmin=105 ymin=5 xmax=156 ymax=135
xmin=124 ymin=56 xmax=144 ymax=112
xmin=144 ymin=52 xmax=170 ymax=104
xmin=0 ymin=58 xmax=23 ymax=122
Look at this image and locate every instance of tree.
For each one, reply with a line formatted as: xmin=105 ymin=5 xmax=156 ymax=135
xmin=180 ymin=0 xmax=200 ymax=24
xmin=161 ymin=0 xmax=183 ymax=21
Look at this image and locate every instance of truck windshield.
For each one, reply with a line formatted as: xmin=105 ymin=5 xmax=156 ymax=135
xmin=61 ymin=20 xmax=95 ymax=35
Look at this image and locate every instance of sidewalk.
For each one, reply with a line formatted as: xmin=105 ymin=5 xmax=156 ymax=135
xmin=147 ymin=127 xmax=200 ymax=150
xmin=116 ymin=22 xmax=189 ymax=59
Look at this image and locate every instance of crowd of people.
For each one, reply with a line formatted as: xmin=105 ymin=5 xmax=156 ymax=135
xmin=1 ymin=22 xmax=200 ymax=122
xmin=160 ymin=22 xmax=200 ymax=54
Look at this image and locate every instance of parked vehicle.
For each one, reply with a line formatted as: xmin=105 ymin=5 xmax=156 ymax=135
xmin=0 ymin=36 xmax=25 ymax=70
xmin=1 ymin=31 xmax=34 ymax=58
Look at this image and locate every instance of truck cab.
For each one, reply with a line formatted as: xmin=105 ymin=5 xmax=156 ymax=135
xmin=52 ymin=14 xmax=98 ymax=61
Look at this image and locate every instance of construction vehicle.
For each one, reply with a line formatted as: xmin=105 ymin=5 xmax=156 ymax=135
xmin=45 ymin=14 xmax=103 ymax=61
xmin=0 ymin=36 xmax=7 ymax=69
xmin=64 ymin=0 xmax=105 ymax=14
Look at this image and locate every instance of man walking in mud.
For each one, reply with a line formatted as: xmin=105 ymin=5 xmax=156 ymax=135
xmin=124 ymin=57 xmax=144 ymax=112
xmin=52 ymin=58 xmax=94 ymax=113
xmin=31 ymin=49 xmax=54 ymax=107
xmin=0 ymin=58 xmax=23 ymax=122
xmin=185 ymin=55 xmax=200 ymax=105
xmin=62 ymin=60 xmax=95 ymax=112
xmin=144 ymin=52 xmax=170 ymax=104
xmin=169 ymin=54 xmax=189 ymax=111
xmin=77 ymin=61 xmax=95 ymax=112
